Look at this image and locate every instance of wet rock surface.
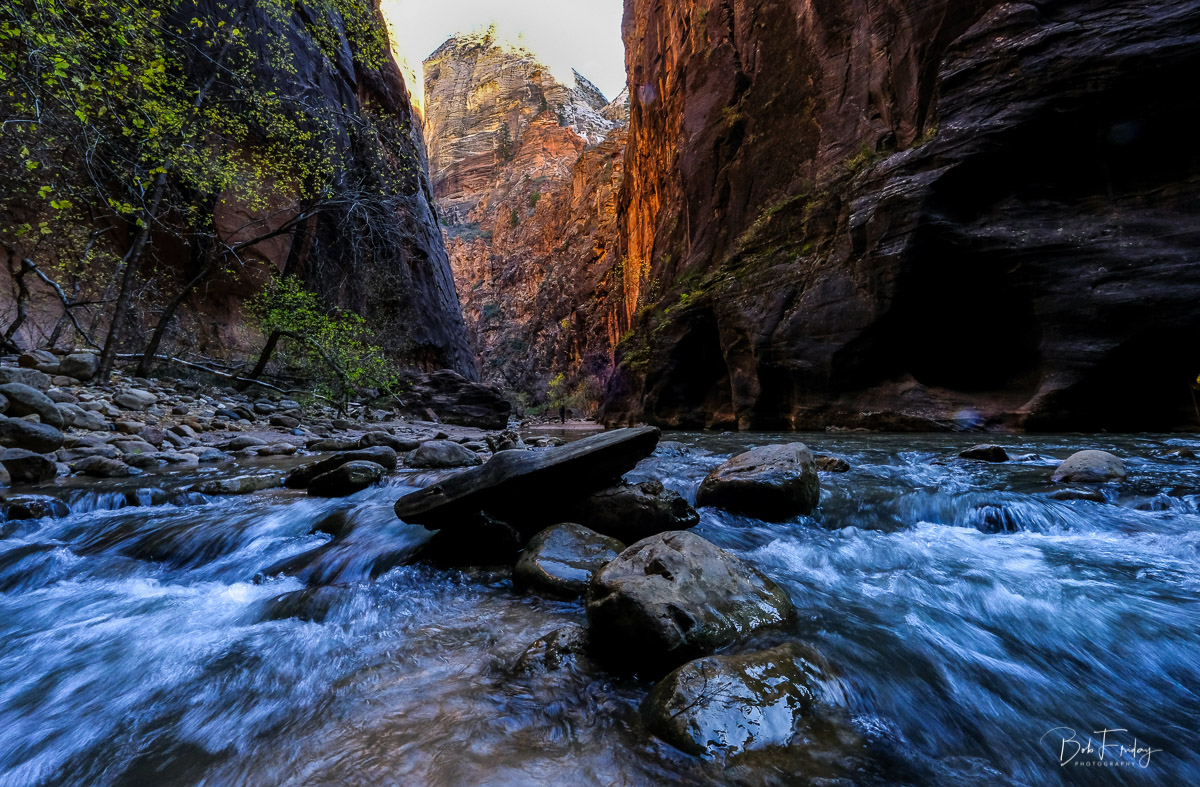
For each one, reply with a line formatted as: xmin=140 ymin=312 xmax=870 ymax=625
xmin=512 ymin=625 xmax=591 ymax=675
xmin=697 ymin=443 xmax=820 ymax=521
xmin=960 ymin=445 xmax=1010 ymax=463
xmin=409 ymin=439 xmax=482 ymax=469
xmin=513 ymin=523 xmax=624 ymax=598
xmin=307 ymin=461 xmax=386 ymax=497
xmin=586 ymin=531 xmax=795 ymax=675
xmin=572 ymin=480 xmax=699 ymax=543
xmin=642 ymin=644 xmax=837 ymax=757
xmin=1051 ymin=450 xmax=1127 ymax=483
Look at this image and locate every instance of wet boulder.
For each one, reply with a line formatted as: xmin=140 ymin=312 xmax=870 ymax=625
xmin=409 ymin=439 xmax=483 ymax=469
xmin=394 ymin=427 xmax=661 ymax=539
xmin=643 ymin=643 xmax=838 ymax=757
xmin=512 ymin=625 xmax=591 ymax=674
xmin=514 ymin=523 xmax=625 ymax=598
xmin=0 ymin=416 xmax=64 ymax=453
xmin=192 ymin=474 xmax=282 ymax=495
xmin=306 ymin=437 xmax=359 ymax=452
xmin=0 ymin=448 xmax=59 ymax=484
xmin=572 ymin=480 xmax=699 ymax=543
xmin=284 ymin=446 xmax=398 ymax=489
xmin=959 ymin=444 xmax=1010 ymax=463
xmin=307 ymin=460 xmax=387 ymax=497
xmin=0 ymin=494 xmax=70 ymax=521
xmin=586 ymin=530 xmax=795 ymax=675
xmin=219 ymin=436 xmax=266 ymax=451
xmin=697 ymin=443 xmax=820 ymax=520
xmin=1051 ymin=450 xmax=1126 ymax=483
xmin=0 ymin=383 xmax=66 ymax=429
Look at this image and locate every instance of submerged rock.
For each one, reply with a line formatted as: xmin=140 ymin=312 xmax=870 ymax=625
xmin=1051 ymin=450 xmax=1126 ymax=483
xmin=394 ymin=427 xmax=661 ymax=538
xmin=261 ymin=586 xmax=352 ymax=623
xmin=0 ymin=494 xmax=70 ymax=521
xmin=307 ymin=460 xmax=386 ymax=497
xmin=512 ymin=625 xmax=590 ymax=674
xmin=409 ymin=439 xmax=483 ymax=469
xmin=573 ymin=479 xmax=699 ymax=543
xmin=643 ymin=644 xmax=837 ymax=757
xmin=959 ymin=444 xmax=1010 ymax=463
xmin=513 ymin=523 xmax=624 ymax=598
xmin=697 ymin=443 xmax=820 ymax=520
xmin=586 ymin=530 xmax=795 ymax=675
xmin=814 ymin=455 xmax=851 ymax=473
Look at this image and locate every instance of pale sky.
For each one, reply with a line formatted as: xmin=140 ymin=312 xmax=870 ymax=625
xmin=382 ymin=0 xmax=627 ymax=109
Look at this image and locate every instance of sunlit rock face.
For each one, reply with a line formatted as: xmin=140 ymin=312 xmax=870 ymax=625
xmin=605 ymin=0 xmax=1200 ymax=431
xmin=424 ymin=32 xmax=630 ymax=400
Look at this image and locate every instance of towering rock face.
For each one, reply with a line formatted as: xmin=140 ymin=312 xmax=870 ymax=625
xmin=0 ymin=0 xmax=475 ymax=378
xmin=607 ymin=0 xmax=1200 ymax=431
xmin=424 ymin=34 xmax=629 ymax=402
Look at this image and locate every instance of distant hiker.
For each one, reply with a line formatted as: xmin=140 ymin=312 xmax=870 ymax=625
xmin=560 ymin=405 xmax=567 ymax=424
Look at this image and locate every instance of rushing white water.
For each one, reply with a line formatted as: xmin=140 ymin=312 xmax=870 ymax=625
xmin=2 ymin=432 xmax=1199 ymax=785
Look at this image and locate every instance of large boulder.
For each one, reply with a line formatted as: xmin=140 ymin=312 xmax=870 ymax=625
xmin=1051 ymin=450 xmax=1127 ymax=483
xmin=643 ymin=644 xmax=839 ymax=757
xmin=284 ymin=446 xmax=398 ymax=489
xmin=696 ymin=443 xmax=820 ymax=520
xmin=397 ymin=369 xmax=512 ymax=429
xmin=0 ymin=383 xmax=65 ymax=429
xmin=308 ymin=460 xmax=387 ymax=497
xmin=57 ymin=352 xmax=99 ymax=381
xmin=409 ymin=439 xmax=483 ymax=469
xmin=586 ymin=530 xmax=795 ymax=675
xmin=0 ymin=416 xmax=65 ymax=453
xmin=0 ymin=448 xmax=59 ymax=484
xmin=394 ymin=427 xmax=661 ymax=539
xmin=513 ymin=523 xmax=624 ymax=598
xmin=0 ymin=367 xmax=51 ymax=390
xmin=572 ymin=480 xmax=699 ymax=543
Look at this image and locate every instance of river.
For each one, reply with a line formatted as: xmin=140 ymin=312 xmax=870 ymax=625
xmin=2 ymin=432 xmax=1198 ymax=785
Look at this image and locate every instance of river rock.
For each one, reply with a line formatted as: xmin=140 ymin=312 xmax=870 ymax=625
xmin=959 ymin=444 xmax=1010 ymax=463
xmin=513 ymin=523 xmax=625 ymax=598
xmin=307 ymin=437 xmax=360 ymax=452
xmin=696 ymin=443 xmax=820 ymax=520
xmin=268 ymin=414 xmax=300 ymax=429
xmin=307 ymin=460 xmax=387 ymax=497
xmin=0 ymin=494 xmax=70 ymax=521
xmin=0 ymin=448 xmax=59 ymax=483
xmin=0 ymin=383 xmax=66 ymax=429
xmin=192 ymin=474 xmax=282 ymax=495
xmin=114 ymin=440 xmax=157 ymax=457
xmin=18 ymin=350 xmax=57 ymax=370
xmin=572 ymin=480 xmax=699 ymax=543
xmin=0 ymin=367 xmax=51 ymax=390
xmin=586 ymin=530 xmax=796 ymax=675
xmin=512 ymin=625 xmax=591 ymax=674
xmin=643 ymin=644 xmax=837 ymax=757
xmin=284 ymin=446 xmax=398 ymax=488
xmin=261 ymin=586 xmax=352 ymax=623
xmin=1051 ymin=450 xmax=1126 ymax=483
xmin=814 ymin=455 xmax=851 ymax=473
xmin=57 ymin=352 xmax=99 ymax=381
xmin=113 ymin=389 xmax=158 ymax=411
xmin=58 ymin=403 xmax=108 ymax=431
xmin=394 ymin=427 xmax=661 ymax=538
xmin=358 ymin=431 xmax=420 ymax=452
xmin=0 ymin=416 xmax=64 ymax=453
xmin=409 ymin=439 xmax=483 ymax=469
xmin=71 ymin=456 xmax=139 ymax=478
xmin=220 ymin=436 xmax=266 ymax=451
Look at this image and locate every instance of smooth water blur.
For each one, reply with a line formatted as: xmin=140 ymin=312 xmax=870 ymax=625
xmin=2 ymin=433 xmax=1200 ymax=785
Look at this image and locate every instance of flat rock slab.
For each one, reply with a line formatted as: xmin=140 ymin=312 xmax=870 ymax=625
xmin=394 ymin=427 xmax=661 ymax=537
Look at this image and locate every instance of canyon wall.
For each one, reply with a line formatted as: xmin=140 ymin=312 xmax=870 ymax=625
xmin=607 ymin=0 xmax=1200 ymax=431
xmin=1 ymin=0 xmax=475 ymax=378
xmin=424 ymin=34 xmax=629 ymax=402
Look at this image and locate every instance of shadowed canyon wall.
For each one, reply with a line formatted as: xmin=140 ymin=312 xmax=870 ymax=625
xmin=424 ymin=33 xmax=630 ymax=402
xmin=1 ymin=0 xmax=475 ymax=378
xmin=604 ymin=0 xmax=1200 ymax=431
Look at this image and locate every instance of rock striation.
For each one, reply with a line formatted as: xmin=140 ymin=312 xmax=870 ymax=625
xmin=603 ymin=0 xmax=1200 ymax=431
